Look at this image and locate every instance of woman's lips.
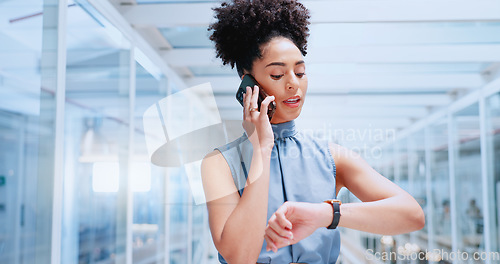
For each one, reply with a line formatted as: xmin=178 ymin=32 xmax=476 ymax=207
xmin=283 ymin=98 xmax=301 ymax=108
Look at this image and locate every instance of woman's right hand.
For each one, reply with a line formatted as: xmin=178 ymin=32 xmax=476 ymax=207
xmin=242 ymin=85 xmax=275 ymax=154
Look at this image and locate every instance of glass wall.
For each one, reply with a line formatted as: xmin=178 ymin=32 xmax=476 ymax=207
xmin=386 ymin=145 xmax=395 ymax=182
xmin=168 ymin=167 xmax=189 ymax=264
xmin=192 ymin=200 xmax=207 ymax=263
xmin=62 ymin=1 xmax=132 ymax=262
xmin=0 ymin=0 xmax=50 ymax=263
xmin=394 ymin=138 xmax=411 ymax=262
xmin=485 ymin=92 xmax=500 ymax=254
xmin=0 ymin=0 xmax=210 ymax=263
xmin=453 ymin=103 xmax=484 ymax=260
xmin=2 ymin=1 xmax=500 ymax=264
xmin=397 ymin=138 xmax=409 ymax=193
xmin=428 ymin=118 xmax=451 ymax=260
xmin=348 ymin=91 xmax=500 ymax=263
xmin=132 ymin=61 xmax=168 ymax=263
xmin=409 ymin=129 xmax=428 ymax=238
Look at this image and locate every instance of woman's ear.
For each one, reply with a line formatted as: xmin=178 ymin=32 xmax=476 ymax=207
xmin=239 ymin=65 xmax=253 ymax=80
xmin=241 ymin=70 xmax=250 ymax=80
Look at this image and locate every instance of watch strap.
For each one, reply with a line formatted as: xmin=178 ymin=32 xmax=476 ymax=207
xmin=324 ymin=199 xmax=341 ymax=229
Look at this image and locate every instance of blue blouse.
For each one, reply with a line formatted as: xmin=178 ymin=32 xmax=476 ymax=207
xmin=214 ymin=119 xmax=340 ymax=264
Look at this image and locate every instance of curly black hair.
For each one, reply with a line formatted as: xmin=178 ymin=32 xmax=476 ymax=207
xmin=208 ymin=0 xmax=311 ymax=77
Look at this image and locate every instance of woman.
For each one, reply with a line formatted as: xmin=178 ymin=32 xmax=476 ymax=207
xmin=201 ymin=1 xmax=425 ymax=263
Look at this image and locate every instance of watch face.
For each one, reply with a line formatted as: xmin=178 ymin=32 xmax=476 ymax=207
xmin=324 ymin=199 xmax=342 ymax=205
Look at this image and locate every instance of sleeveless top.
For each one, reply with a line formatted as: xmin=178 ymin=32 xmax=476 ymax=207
xmin=214 ymin=120 xmax=341 ymax=264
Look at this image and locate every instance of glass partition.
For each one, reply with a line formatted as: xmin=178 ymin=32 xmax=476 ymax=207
xmin=0 ymin=0 xmax=49 ymax=262
xmin=132 ymin=61 xmax=168 ymax=263
xmin=428 ymin=118 xmax=451 ymax=262
xmin=410 ymin=130 xmax=427 ymax=231
xmin=168 ymin=167 xmax=189 ymax=264
xmin=61 ymin=1 xmax=132 ymax=263
xmin=192 ymin=200 xmax=206 ymax=263
xmin=394 ymin=138 xmax=411 ymax=261
xmin=408 ymin=129 xmax=428 ymax=257
xmin=385 ymin=145 xmax=395 ymax=182
xmin=452 ymin=103 xmax=484 ymax=261
xmin=485 ymin=92 xmax=500 ymax=254
xmin=397 ymin=138 xmax=409 ymax=193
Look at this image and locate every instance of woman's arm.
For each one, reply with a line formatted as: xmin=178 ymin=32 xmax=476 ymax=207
xmin=202 ymin=87 xmax=276 ymax=263
xmin=331 ymin=142 xmax=425 ymax=234
xmin=201 ymin=148 xmax=272 ymax=263
xmin=264 ymin=142 xmax=424 ymax=250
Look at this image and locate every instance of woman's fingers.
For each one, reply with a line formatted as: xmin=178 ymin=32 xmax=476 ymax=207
xmin=244 ymin=85 xmax=261 ymax=119
xmin=265 ymin=211 xmax=294 ymax=252
xmin=268 ymin=213 xmax=293 ymax=239
xmin=251 ymin=85 xmax=259 ymax=110
xmin=242 ymin=92 xmax=246 ymax=117
xmin=264 ymin=232 xmax=277 ymax=252
xmin=276 ymin=210 xmax=293 ymax=230
xmin=243 ymin=86 xmax=252 ymax=117
xmin=259 ymin=95 xmax=275 ymax=119
xmin=265 ymin=226 xmax=291 ymax=251
xmin=265 ymin=202 xmax=294 ymax=252
xmin=274 ymin=202 xmax=293 ymax=228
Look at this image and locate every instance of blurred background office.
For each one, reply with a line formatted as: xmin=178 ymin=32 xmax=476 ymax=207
xmin=1 ymin=0 xmax=500 ymax=263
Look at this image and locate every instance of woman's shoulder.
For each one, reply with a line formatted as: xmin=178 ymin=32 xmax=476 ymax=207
xmin=214 ymin=133 xmax=248 ymax=153
xmin=326 ymin=141 xmax=363 ymax=164
xmin=201 ymin=143 xmax=240 ymax=203
xmin=202 ymin=133 xmax=250 ymax=200
xmin=203 ymin=133 xmax=249 ymax=176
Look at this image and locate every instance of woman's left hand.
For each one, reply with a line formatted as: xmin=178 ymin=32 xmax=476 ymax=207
xmin=264 ymin=201 xmax=332 ymax=252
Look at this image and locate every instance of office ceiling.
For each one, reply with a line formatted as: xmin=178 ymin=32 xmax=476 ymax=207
xmin=107 ymin=0 xmax=500 ymax=144
xmin=3 ymin=0 xmax=500 ymax=149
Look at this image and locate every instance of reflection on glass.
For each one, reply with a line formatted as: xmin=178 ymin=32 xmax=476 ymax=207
xmin=132 ymin=164 xmax=165 ymax=263
xmin=486 ymin=92 xmax=500 ymax=253
xmin=397 ymin=138 xmax=409 ymax=193
xmin=0 ymin=0 xmax=43 ymax=263
xmin=192 ymin=203 xmax=205 ymax=263
xmin=408 ymin=129 xmax=428 ymax=255
xmin=394 ymin=138 xmax=411 ymax=257
xmin=169 ymin=168 xmax=189 ymax=264
xmin=429 ymin=118 xmax=451 ymax=262
xmin=385 ymin=145 xmax=395 ymax=182
xmin=452 ymin=103 xmax=484 ymax=261
xmin=61 ymin=1 xmax=131 ymax=263
xmin=132 ymin=61 xmax=168 ymax=263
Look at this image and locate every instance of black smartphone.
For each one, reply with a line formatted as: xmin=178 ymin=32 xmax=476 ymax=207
xmin=235 ymin=74 xmax=276 ymax=121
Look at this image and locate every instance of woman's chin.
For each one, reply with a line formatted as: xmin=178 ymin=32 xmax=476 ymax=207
xmin=270 ymin=111 xmax=301 ymax=124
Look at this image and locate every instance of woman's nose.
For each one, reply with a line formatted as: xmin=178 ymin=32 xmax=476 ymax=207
xmin=286 ymin=74 xmax=299 ymax=90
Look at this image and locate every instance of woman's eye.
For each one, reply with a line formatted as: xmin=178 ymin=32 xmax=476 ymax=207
xmin=296 ymin=73 xmax=306 ymax=78
xmin=271 ymin=74 xmax=284 ymax=79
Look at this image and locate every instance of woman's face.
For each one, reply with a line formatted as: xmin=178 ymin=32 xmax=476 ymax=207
xmin=249 ymin=37 xmax=308 ymax=124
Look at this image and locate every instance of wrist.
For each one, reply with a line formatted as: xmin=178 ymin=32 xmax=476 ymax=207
xmin=261 ymin=147 xmax=273 ymax=157
xmin=256 ymin=144 xmax=274 ymax=158
xmin=318 ymin=202 xmax=334 ymax=228
xmin=323 ymin=199 xmax=342 ymax=229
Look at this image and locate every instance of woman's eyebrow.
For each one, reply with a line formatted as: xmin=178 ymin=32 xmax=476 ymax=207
xmin=265 ymin=62 xmax=286 ymax=67
xmin=265 ymin=60 xmax=305 ymax=67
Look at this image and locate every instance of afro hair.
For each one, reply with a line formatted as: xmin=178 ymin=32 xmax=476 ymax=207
xmin=208 ymin=0 xmax=311 ymax=77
